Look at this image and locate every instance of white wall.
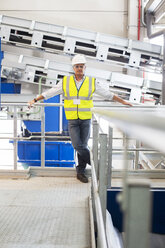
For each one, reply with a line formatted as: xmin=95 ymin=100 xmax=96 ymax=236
xmin=0 ymin=0 xmax=129 ymax=37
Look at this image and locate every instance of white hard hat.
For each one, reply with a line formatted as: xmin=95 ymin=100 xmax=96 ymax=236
xmin=72 ymin=54 xmax=87 ymax=66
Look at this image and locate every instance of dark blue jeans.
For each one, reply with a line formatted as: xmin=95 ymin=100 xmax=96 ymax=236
xmin=68 ymin=119 xmax=91 ymax=174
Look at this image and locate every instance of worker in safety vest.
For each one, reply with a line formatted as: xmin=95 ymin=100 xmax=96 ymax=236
xmin=28 ymin=54 xmax=132 ymax=183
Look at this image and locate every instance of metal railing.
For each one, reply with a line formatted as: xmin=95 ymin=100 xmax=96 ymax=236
xmin=0 ymin=102 xmax=66 ymax=170
xmin=1 ymin=103 xmax=164 ymax=171
xmin=1 ymin=103 xmax=165 ymax=247
xmin=90 ymin=106 xmax=165 ymax=248
xmin=0 ymin=102 xmax=110 ymax=247
xmin=90 ymin=150 xmax=108 ymax=248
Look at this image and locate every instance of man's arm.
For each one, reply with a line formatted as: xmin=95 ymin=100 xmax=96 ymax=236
xmin=113 ymin=95 xmax=133 ymax=107
xmin=28 ymin=79 xmax=63 ymax=108
xmin=28 ymin=94 xmax=45 ymax=108
xmin=95 ymin=81 xmax=133 ymax=106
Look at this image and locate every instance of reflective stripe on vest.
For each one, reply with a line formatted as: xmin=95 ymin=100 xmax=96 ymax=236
xmin=64 ymin=108 xmax=91 ymax=111
xmin=63 ymin=76 xmax=95 ymax=120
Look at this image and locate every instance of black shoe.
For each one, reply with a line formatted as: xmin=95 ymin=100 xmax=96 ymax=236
xmin=77 ymin=173 xmax=88 ymax=183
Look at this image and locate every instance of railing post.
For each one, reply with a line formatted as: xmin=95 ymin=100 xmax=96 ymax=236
xmin=13 ymin=106 xmax=17 ymax=170
xmin=107 ymin=126 xmax=113 ymax=188
xmin=92 ymin=120 xmax=99 ymax=179
xmin=119 ymin=133 xmax=152 ymax=248
xmin=99 ymin=133 xmax=108 ymax=227
xmin=161 ymin=32 xmax=165 ymax=104
xmin=117 ymin=132 xmax=129 ymax=213
xmin=124 ymin=180 xmax=151 ymax=248
xmin=134 ymin=140 xmax=140 ymax=170
xmin=41 ymin=106 xmax=45 ymax=168
xmin=59 ymin=95 xmax=63 ymax=132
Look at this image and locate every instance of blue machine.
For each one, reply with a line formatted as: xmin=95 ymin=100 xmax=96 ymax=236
xmin=0 ymin=39 xmax=4 ymax=105
xmin=1 ymin=81 xmax=21 ymax=94
xmin=19 ymin=95 xmax=75 ymax=167
xmin=0 ymin=53 xmax=75 ymax=167
xmin=23 ymin=95 xmax=68 ymax=133
xmin=107 ymin=188 xmax=165 ymax=235
xmin=17 ymin=141 xmax=74 ymax=167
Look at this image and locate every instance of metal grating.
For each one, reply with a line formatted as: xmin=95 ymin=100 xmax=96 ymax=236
xmin=0 ymin=177 xmax=91 ymax=248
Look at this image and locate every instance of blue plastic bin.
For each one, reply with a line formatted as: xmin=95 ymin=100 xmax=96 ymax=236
xmin=23 ymin=95 xmax=69 ymax=133
xmin=15 ymin=140 xmax=75 ymax=167
xmin=0 ymin=39 xmax=4 ymax=106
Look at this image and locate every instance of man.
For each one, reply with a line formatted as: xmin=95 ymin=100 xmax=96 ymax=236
xmin=29 ymin=54 xmax=132 ymax=183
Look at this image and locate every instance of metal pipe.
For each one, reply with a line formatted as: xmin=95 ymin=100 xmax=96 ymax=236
xmin=113 ymin=148 xmax=157 ymax=152
xmin=146 ymin=11 xmax=165 ymax=39
xmin=0 ymin=149 xmax=13 ymax=150
xmin=93 ymin=108 xmax=165 ymax=133
xmin=2 ymin=102 xmax=165 ymax=109
xmin=134 ymin=140 xmax=140 ymax=169
xmin=99 ymin=133 xmax=108 ymax=227
xmin=13 ymin=106 xmax=17 ymax=170
xmin=122 ymin=133 xmax=129 ymax=211
xmin=0 ymin=103 xmax=64 ymax=107
xmin=88 ymin=193 xmax=96 ymax=248
xmin=138 ymin=0 xmax=141 ymax=40
xmin=92 ymin=107 xmax=165 ymax=154
xmin=59 ymin=95 xmax=63 ymax=132
xmin=41 ymin=106 xmax=45 ymax=168
xmin=90 ymin=152 xmax=108 ymax=248
xmin=92 ymin=120 xmax=99 ymax=179
xmin=0 ymin=136 xmax=71 ymax=140
xmin=0 ymin=135 xmax=157 ymax=151
xmin=162 ymin=33 xmax=165 ymax=105
xmin=0 ymin=133 xmax=13 ymax=134
xmin=141 ymin=0 xmax=147 ymax=26
xmin=107 ymin=127 xmax=113 ymax=188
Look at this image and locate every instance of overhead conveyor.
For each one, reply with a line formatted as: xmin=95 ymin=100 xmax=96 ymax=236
xmin=0 ymin=14 xmax=163 ymax=105
xmin=1 ymin=47 xmax=162 ymax=105
xmin=0 ymin=14 xmax=162 ymax=71
xmin=2 ymin=48 xmax=146 ymax=103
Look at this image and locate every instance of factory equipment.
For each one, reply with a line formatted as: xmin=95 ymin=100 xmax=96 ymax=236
xmin=0 ymin=15 xmax=163 ymax=104
xmin=0 ymin=15 xmax=163 ymax=168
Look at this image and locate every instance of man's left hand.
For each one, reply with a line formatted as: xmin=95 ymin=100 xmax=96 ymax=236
xmin=123 ymin=102 xmax=133 ymax=107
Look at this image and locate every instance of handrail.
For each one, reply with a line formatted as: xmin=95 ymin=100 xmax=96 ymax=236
xmin=0 ymin=136 xmax=71 ymax=140
xmin=0 ymin=103 xmax=64 ymax=107
xmin=93 ymin=108 xmax=165 ymax=129
xmin=91 ymin=107 xmax=165 ymax=248
xmin=90 ymin=151 xmax=108 ymax=248
xmin=92 ymin=107 xmax=165 ymax=154
xmin=2 ymin=102 xmax=165 ymax=109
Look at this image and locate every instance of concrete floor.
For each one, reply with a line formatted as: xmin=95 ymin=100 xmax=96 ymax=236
xmin=0 ymin=177 xmax=91 ymax=248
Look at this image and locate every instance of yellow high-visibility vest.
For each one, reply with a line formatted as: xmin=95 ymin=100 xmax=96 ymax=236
xmin=63 ymin=75 xmax=95 ymax=120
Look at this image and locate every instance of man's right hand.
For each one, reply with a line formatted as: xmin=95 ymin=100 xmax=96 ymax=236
xmin=28 ymin=99 xmax=36 ymax=108
xmin=28 ymin=95 xmax=44 ymax=108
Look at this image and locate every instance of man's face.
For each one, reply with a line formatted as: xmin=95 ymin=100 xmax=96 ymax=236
xmin=73 ymin=64 xmax=86 ymax=77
